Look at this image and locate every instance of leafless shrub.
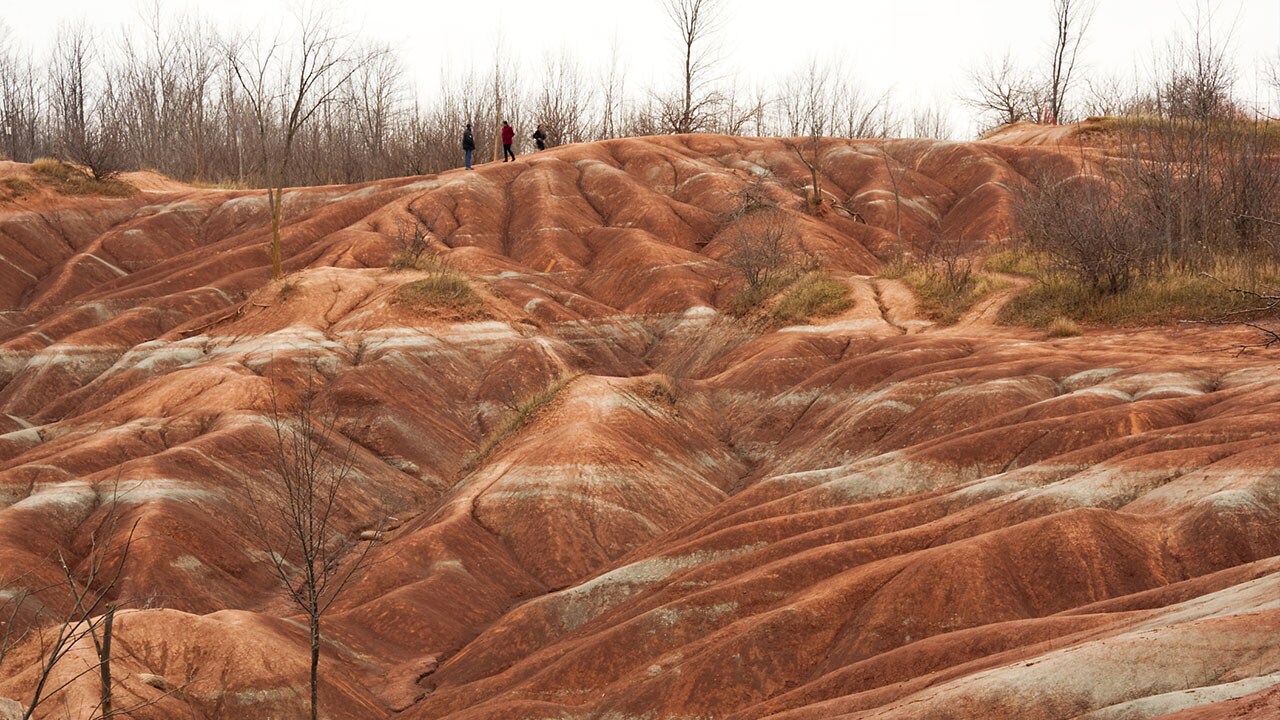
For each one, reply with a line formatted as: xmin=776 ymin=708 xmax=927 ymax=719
xmin=1016 ymin=172 xmax=1153 ymax=294
xmin=723 ymin=179 xmax=777 ymax=219
xmin=389 ymin=218 xmax=429 ymax=269
xmin=1082 ymin=74 xmax=1135 ymax=118
xmin=921 ymin=230 xmax=974 ymax=294
xmin=725 ymin=210 xmax=789 ymax=290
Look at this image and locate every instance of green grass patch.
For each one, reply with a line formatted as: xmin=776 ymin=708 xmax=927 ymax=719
xmin=1000 ymin=261 xmax=1280 ymax=328
xmin=771 ymin=272 xmax=852 ymax=325
xmin=30 ymin=158 xmax=135 ymax=197
xmin=463 ymin=374 xmax=579 ymax=472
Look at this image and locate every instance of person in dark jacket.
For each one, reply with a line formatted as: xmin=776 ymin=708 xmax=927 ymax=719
xmin=532 ymin=124 xmax=547 ymax=151
xmin=501 ymin=121 xmax=516 ymax=162
xmin=462 ymin=124 xmax=475 ymax=170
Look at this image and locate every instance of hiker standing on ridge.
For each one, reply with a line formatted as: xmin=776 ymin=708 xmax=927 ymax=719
xmin=532 ymin=124 xmax=547 ymax=151
xmin=501 ymin=121 xmax=516 ymax=162
xmin=462 ymin=123 xmax=475 ymax=169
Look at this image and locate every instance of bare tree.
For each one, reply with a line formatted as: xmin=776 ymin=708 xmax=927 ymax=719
xmin=787 ymin=136 xmax=824 ymax=214
xmin=243 ymin=367 xmax=379 ymax=720
xmin=8 ymin=485 xmax=142 ymax=720
xmin=0 ymin=26 xmax=46 ymax=162
xmin=1046 ymin=0 xmax=1097 ymax=124
xmin=227 ymin=6 xmax=381 ymax=280
xmin=662 ymin=0 xmax=723 ymax=134
xmin=174 ymin=14 xmax=221 ymax=181
xmin=963 ymin=53 xmax=1042 ymax=131
xmin=778 ymin=59 xmax=833 ymax=137
xmin=1155 ymin=3 xmax=1237 ymax=121
xmin=883 ymin=148 xmax=905 ymax=257
xmin=47 ymin=21 xmax=125 ymax=180
xmin=909 ymin=104 xmax=953 ymax=139
xmin=349 ymin=47 xmax=403 ymax=179
xmin=0 ymin=21 xmax=15 ymax=160
xmin=534 ymin=51 xmax=589 ymax=146
xmin=598 ymin=35 xmax=627 ymax=139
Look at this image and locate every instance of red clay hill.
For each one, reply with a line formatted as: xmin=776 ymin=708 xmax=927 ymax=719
xmin=0 ymin=131 xmax=1277 ymax=719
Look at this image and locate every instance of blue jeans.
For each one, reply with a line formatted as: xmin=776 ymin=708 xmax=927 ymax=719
xmin=465 ymin=149 xmax=472 ymax=169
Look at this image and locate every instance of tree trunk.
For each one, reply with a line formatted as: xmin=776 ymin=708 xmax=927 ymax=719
xmin=99 ymin=606 xmax=114 ymax=719
xmin=683 ymin=39 xmax=693 ymax=133
xmin=884 ymin=151 xmax=904 ymax=256
xmin=309 ymin=613 xmax=320 ymax=720
xmin=270 ymin=187 xmax=283 ymax=280
xmin=492 ymin=70 xmax=502 ymax=165
xmin=808 ymin=141 xmax=821 ymax=212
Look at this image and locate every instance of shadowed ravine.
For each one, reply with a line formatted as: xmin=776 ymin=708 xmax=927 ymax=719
xmin=0 ymin=132 xmax=1277 ymax=719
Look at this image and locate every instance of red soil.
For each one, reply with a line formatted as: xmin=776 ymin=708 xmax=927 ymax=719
xmin=0 ymin=132 xmax=1277 ymax=719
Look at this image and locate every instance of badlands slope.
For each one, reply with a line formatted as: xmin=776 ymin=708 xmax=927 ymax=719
xmin=0 ymin=132 xmax=1278 ymax=719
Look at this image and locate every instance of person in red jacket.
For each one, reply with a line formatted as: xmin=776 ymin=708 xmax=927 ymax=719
xmin=501 ymin=121 xmax=516 ymax=162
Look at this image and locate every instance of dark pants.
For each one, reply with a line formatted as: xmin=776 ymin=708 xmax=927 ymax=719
xmin=503 ymin=144 xmax=516 ymax=162
xmin=464 ymin=149 xmax=472 ymax=169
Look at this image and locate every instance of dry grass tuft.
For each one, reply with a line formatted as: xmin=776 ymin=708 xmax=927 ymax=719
xmin=884 ymin=260 xmax=1006 ymax=325
xmin=1000 ymin=258 xmax=1280 ymax=328
xmin=392 ymin=256 xmax=485 ymax=320
xmin=1045 ymin=317 xmax=1082 ymax=338
xmin=463 ymin=373 xmax=579 ymax=472
xmin=771 ymin=272 xmax=852 ymax=325
xmin=394 ymin=276 xmax=484 ymax=319
xmin=645 ymin=374 xmax=679 ymax=406
xmin=728 ymin=273 xmax=790 ymax=317
xmin=983 ymin=247 xmax=1046 ymax=277
xmin=0 ymin=177 xmax=35 ymax=202
xmin=30 ymin=158 xmax=135 ymax=197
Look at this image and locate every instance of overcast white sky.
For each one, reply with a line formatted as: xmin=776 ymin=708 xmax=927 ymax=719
xmin=3 ymin=0 xmax=1279 ymax=137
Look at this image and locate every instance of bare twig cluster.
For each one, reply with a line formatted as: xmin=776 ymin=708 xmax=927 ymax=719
xmin=1017 ymin=171 xmax=1152 ymax=294
xmin=1 ymin=483 xmax=186 ymax=720
xmin=241 ymin=365 xmax=379 ymax=720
